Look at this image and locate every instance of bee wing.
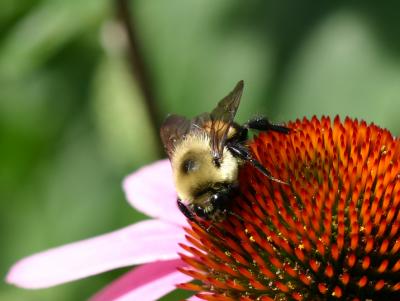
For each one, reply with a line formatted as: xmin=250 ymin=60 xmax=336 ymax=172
xmin=161 ymin=81 xmax=244 ymax=160
xmin=160 ymin=114 xmax=192 ymax=158
xmin=209 ymin=80 xmax=244 ymax=160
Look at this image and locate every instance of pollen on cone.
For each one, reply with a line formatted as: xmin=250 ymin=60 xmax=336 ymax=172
xmin=178 ymin=116 xmax=400 ymax=300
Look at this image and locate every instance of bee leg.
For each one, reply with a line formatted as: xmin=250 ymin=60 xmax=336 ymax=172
xmin=227 ymin=143 xmax=288 ymax=185
xmin=177 ymin=199 xmax=195 ymax=220
xmin=244 ymin=116 xmax=290 ymax=134
xmin=193 ymin=205 xmax=209 ymax=219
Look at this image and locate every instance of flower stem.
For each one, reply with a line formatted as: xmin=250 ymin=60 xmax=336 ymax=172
xmin=115 ymin=0 xmax=163 ymax=156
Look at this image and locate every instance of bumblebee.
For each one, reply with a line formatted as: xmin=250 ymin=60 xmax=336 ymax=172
xmin=160 ymin=80 xmax=289 ymax=220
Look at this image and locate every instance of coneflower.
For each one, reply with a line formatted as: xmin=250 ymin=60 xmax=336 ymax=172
xmin=178 ymin=116 xmax=400 ymax=301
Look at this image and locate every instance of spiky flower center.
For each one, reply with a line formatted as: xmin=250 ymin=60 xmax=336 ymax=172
xmin=178 ymin=116 xmax=400 ymax=301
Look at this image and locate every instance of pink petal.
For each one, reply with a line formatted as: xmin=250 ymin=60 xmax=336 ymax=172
xmin=90 ymin=259 xmax=192 ymax=301
xmin=123 ymin=159 xmax=186 ymax=225
xmin=6 ymin=219 xmax=185 ymax=289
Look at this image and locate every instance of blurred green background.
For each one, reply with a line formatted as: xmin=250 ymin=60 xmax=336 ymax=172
xmin=2 ymin=0 xmax=400 ymax=300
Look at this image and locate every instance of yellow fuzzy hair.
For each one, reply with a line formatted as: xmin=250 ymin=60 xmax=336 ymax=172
xmin=171 ymin=133 xmax=239 ymax=203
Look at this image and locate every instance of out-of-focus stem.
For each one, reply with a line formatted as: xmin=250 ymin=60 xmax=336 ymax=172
xmin=115 ymin=0 xmax=163 ymax=156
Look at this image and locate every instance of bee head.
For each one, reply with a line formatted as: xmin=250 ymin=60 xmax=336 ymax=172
xmin=171 ymin=133 xmax=239 ymax=203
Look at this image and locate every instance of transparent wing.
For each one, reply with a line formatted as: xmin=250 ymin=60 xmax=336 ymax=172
xmin=192 ymin=112 xmax=211 ymax=131
xmin=160 ymin=114 xmax=192 ymax=158
xmin=209 ymin=80 xmax=244 ymax=160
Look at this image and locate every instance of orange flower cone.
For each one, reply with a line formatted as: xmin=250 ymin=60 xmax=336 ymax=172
xmin=178 ymin=116 xmax=400 ymax=301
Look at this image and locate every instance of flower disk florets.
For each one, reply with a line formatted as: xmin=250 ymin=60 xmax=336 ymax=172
xmin=178 ymin=116 xmax=400 ymax=301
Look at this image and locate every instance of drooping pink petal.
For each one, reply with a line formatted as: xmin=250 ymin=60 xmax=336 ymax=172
xmin=6 ymin=219 xmax=185 ymax=289
xmin=123 ymin=159 xmax=186 ymax=225
xmin=187 ymin=296 xmax=203 ymax=301
xmin=90 ymin=259 xmax=192 ymax=301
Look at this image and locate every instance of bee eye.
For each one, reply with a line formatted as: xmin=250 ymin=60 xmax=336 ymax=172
xmin=182 ymin=159 xmax=199 ymax=174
